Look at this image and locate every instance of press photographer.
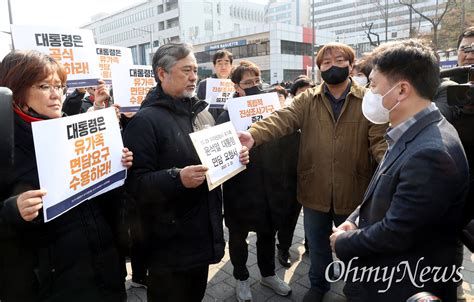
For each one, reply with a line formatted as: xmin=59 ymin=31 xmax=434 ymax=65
xmin=435 ymin=26 xmax=474 ymax=301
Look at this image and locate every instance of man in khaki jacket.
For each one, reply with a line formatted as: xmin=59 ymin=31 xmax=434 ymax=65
xmin=238 ymin=43 xmax=387 ymax=302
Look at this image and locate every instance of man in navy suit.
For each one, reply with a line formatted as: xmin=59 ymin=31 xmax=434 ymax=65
xmin=330 ymin=40 xmax=469 ymax=302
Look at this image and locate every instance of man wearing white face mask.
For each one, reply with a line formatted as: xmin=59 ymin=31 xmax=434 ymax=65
xmin=330 ymin=40 xmax=469 ymax=302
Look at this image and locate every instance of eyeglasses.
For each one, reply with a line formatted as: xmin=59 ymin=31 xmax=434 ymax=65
xmin=33 ymin=84 xmax=67 ymax=95
xmin=459 ymin=43 xmax=473 ymax=53
xmin=239 ymin=77 xmax=262 ymax=87
xmin=216 ymin=61 xmax=231 ymax=67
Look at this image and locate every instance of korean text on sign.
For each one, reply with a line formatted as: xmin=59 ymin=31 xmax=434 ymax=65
xmin=31 ymin=108 xmax=126 ymax=222
xmin=226 ymin=92 xmax=281 ymax=132
xmin=95 ymin=45 xmax=133 ymax=82
xmin=67 ymin=117 xmax=112 ymax=191
xmin=111 ymin=64 xmax=157 ymax=112
xmin=11 ymin=25 xmax=101 ymax=87
xmin=189 ymin=122 xmax=246 ymax=191
xmin=205 ymin=78 xmax=235 ymax=109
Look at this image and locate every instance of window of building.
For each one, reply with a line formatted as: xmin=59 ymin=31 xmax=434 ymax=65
xmin=205 ymin=19 xmax=213 ymax=31
xmin=204 ymin=2 xmax=212 ymax=14
xmin=158 ymin=5 xmax=164 ymax=14
xmin=217 ymin=20 xmax=221 ymax=31
xmin=261 ymin=70 xmax=270 ymax=83
xmin=166 ymin=1 xmax=178 ymax=11
xmin=217 ymin=2 xmax=221 ymax=15
xmin=159 ymin=21 xmax=165 ymax=31
xmin=167 ymin=17 xmax=179 ymax=29
xmin=234 ymin=23 xmax=240 ymax=31
xmin=283 ymin=69 xmax=306 ymax=81
xmin=247 ymin=44 xmax=257 ymax=57
xmin=281 ymin=40 xmax=312 ymax=56
xmin=230 ymin=46 xmax=240 ymax=58
xmin=257 ymin=41 xmax=269 ymax=56
xmin=195 ymin=51 xmax=211 ymax=64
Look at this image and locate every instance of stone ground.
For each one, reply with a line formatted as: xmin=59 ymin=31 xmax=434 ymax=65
xmin=126 ymin=212 xmax=474 ymax=302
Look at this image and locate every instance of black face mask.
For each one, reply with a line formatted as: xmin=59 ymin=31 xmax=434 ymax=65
xmin=321 ymin=65 xmax=349 ymax=85
xmin=243 ymin=85 xmax=264 ymax=96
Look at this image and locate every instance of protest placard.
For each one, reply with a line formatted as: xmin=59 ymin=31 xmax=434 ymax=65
xmin=205 ymin=78 xmax=235 ymax=109
xmin=226 ymin=92 xmax=281 ymax=132
xmin=11 ymin=25 xmax=101 ymax=88
xmin=96 ymin=45 xmax=133 ymax=84
xmin=189 ymin=122 xmax=246 ymax=191
xmin=111 ymin=64 xmax=156 ymax=112
xmin=32 ymin=108 xmax=126 ymax=222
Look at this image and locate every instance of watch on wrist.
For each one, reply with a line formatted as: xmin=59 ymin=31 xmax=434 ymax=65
xmin=168 ymin=167 xmax=181 ymax=179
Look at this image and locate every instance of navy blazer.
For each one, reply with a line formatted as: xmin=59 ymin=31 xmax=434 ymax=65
xmin=335 ymin=109 xmax=469 ymax=302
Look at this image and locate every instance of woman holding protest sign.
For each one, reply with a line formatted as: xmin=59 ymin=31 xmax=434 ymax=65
xmin=0 ymin=50 xmax=132 ymax=302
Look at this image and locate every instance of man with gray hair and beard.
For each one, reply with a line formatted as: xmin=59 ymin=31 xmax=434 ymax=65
xmin=124 ymin=43 xmax=249 ymax=302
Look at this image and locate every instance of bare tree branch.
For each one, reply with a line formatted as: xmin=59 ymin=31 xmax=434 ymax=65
xmin=399 ymin=0 xmax=456 ymax=26
xmin=398 ymin=0 xmax=456 ymax=49
xmin=363 ymin=22 xmax=380 ymax=47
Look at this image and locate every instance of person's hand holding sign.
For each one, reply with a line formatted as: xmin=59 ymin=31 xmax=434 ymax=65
xmin=180 ymin=165 xmax=209 ymax=188
xmin=239 ymin=146 xmax=250 ymax=165
xmin=121 ymin=147 xmax=133 ymax=169
xmin=17 ymin=189 xmax=47 ymax=221
xmin=238 ymin=131 xmax=255 ymax=151
xmin=93 ymin=79 xmax=110 ymax=108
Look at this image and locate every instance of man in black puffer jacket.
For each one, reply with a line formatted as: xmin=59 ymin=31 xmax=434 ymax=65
xmin=123 ymin=43 xmax=249 ymax=302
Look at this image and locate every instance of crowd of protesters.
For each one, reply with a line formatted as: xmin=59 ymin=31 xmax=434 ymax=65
xmin=0 ymin=26 xmax=473 ymax=302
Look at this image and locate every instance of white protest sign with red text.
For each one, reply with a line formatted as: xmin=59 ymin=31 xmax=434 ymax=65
xmin=205 ymin=78 xmax=235 ymax=109
xmin=226 ymin=92 xmax=281 ymax=132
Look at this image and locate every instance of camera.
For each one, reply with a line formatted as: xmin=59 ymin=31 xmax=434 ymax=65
xmin=406 ymin=292 xmax=442 ymax=302
xmin=440 ymin=64 xmax=474 ymax=106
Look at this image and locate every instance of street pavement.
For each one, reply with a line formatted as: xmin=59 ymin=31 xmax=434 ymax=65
xmin=126 ymin=212 xmax=474 ymax=302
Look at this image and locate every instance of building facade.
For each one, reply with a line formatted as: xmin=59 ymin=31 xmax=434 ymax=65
xmin=311 ymin=0 xmax=453 ymax=56
xmin=264 ymin=0 xmax=311 ymax=27
xmin=193 ymin=23 xmax=315 ymax=84
xmin=82 ymin=0 xmax=266 ymax=65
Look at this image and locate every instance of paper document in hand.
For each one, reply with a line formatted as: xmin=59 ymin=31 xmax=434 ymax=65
xmin=189 ymin=122 xmax=246 ymax=191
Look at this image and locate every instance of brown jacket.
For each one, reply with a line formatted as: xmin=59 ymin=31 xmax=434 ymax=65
xmin=249 ymin=82 xmax=388 ymax=215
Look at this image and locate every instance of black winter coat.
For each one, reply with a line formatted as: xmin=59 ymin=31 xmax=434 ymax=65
xmin=0 ymin=112 xmax=125 ymax=302
xmin=123 ymin=85 xmax=225 ymax=273
xmin=216 ymin=110 xmax=299 ymax=232
xmin=62 ymin=89 xmax=85 ymax=116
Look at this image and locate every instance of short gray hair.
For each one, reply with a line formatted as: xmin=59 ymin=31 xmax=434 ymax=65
xmin=152 ymin=43 xmax=194 ymax=83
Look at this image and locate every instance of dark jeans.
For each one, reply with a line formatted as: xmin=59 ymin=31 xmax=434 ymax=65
xmin=304 ymin=207 xmax=347 ymax=293
xmin=229 ymin=229 xmax=276 ymax=280
xmin=277 ymin=202 xmax=302 ymax=251
xmin=147 ymin=265 xmax=209 ymax=302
